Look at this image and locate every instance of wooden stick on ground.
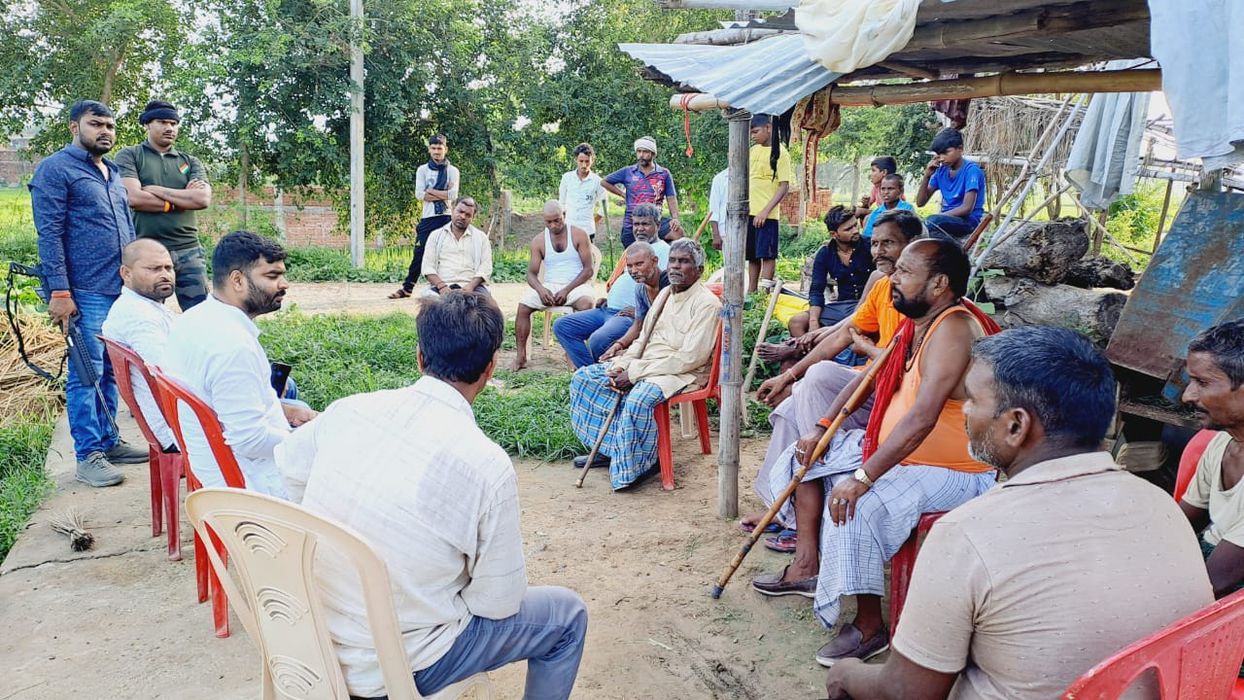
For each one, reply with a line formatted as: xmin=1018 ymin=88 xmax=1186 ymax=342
xmin=575 ymin=392 xmax=622 ymax=488
xmin=740 ymin=279 xmax=783 ymax=428
xmin=711 ymin=337 xmax=897 ymax=599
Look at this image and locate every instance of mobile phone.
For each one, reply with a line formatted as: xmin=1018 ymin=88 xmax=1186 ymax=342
xmin=270 ymin=361 xmax=292 ymax=398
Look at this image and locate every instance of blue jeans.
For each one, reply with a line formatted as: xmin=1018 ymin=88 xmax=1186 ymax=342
xmin=552 ymin=307 xmax=633 ymax=368
xmin=67 ymin=291 xmax=119 ymax=460
xmin=925 ymin=214 xmax=975 ymax=243
xmin=414 ymin=587 xmax=588 ymax=699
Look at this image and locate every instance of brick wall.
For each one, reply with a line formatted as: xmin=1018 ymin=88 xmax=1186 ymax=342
xmin=0 ymin=149 xmax=38 ymax=186
xmin=779 ymin=188 xmax=835 ymax=225
xmin=199 ymin=187 xmax=348 ymax=248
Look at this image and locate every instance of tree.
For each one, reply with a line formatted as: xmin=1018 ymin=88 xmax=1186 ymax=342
xmin=818 ymin=103 xmax=941 ymax=178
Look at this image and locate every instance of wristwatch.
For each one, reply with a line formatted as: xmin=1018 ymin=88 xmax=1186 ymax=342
xmin=853 ymin=467 xmax=874 ymax=488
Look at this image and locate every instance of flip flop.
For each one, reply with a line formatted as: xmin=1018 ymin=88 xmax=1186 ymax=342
xmin=738 ymin=520 xmax=782 ymax=535
xmin=387 ymin=288 xmax=412 ymax=299
xmin=764 ymin=530 xmax=797 ymax=554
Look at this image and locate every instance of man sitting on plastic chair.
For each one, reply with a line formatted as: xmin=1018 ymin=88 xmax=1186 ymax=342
xmin=824 ymin=326 xmax=1213 ymax=700
xmin=567 ymin=238 xmax=720 ymax=490
xmin=276 ymin=291 xmax=588 ymax=700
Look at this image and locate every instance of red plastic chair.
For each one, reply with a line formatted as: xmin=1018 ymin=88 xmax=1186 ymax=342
xmin=149 ymin=365 xmax=247 ymax=639
xmin=888 ymin=511 xmax=948 ymax=638
xmin=99 ymin=336 xmax=186 ymax=560
xmin=1062 ymin=589 xmax=1244 ymax=699
xmin=1174 ymin=429 xmax=1218 ymax=502
xmin=653 ymin=321 xmax=723 ymax=491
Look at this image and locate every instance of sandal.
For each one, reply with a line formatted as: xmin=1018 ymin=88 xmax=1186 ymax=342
xmin=764 ymin=530 xmax=797 ymax=554
xmin=738 ymin=520 xmax=782 ymax=535
xmin=387 ymin=287 xmax=412 ymax=299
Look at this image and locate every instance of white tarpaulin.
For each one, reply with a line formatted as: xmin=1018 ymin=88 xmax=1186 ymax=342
xmin=796 ymin=0 xmax=921 ymax=74
xmin=1066 ymin=62 xmax=1151 ymax=211
xmin=1148 ymin=0 xmax=1244 ymax=170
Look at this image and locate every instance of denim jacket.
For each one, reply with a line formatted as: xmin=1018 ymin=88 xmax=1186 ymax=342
xmin=29 ymin=144 xmax=135 ymax=295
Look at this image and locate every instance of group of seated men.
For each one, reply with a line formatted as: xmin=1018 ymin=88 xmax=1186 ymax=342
xmin=100 ymin=233 xmax=589 ymax=699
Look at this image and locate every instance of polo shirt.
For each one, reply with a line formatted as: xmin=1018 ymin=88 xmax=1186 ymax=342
xmin=114 ymin=141 xmax=207 ymax=251
xmin=929 ymin=159 xmax=987 ymax=226
xmin=861 ymin=200 xmax=916 ymax=238
xmin=894 ymin=451 xmax=1213 ymax=700
xmin=604 ymin=163 xmax=677 ymax=231
xmin=748 ymin=143 xmax=793 ymax=219
xmin=558 ymin=170 xmax=604 ymax=234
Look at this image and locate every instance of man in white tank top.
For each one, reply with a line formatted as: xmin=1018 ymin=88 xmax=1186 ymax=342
xmin=513 ymin=201 xmax=596 ymax=371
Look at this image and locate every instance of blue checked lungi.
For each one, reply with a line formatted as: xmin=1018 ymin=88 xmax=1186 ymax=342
xmin=569 ymin=363 xmax=665 ymax=490
xmin=809 ymin=430 xmax=997 ymax=628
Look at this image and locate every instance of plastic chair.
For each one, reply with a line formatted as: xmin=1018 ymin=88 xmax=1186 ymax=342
xmin=888 ymin=511 xmax=947 ymax=638
xmin=1174 ymin=429 xmax=1218 ymax=502
xmin=149 ymin=365 xmax=248 ymax=639
xmin=99 ymin=336 xmax=186 ymax=560
xmin=653 ymin=321 xmax=723 ymax=491
xmin=1062 ymin=589 xmax=1244 ymax=699
xmin=184 ymin=488 xmax=493 ymax=700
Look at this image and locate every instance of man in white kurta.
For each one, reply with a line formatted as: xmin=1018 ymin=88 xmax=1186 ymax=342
xmin=420 ymin=197 xmax=492 ymax=296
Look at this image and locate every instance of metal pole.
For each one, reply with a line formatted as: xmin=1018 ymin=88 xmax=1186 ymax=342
xmin=717 ymin=108 xmax=750 ymax=519
xmin=348 ymin=0 xmax=365 ymax=268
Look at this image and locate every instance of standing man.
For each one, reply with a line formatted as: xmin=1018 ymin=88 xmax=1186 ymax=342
xmin=421 ymin=197 xmax=492 ymax=296
xmin=603 ymin=136 xmax=683 ymax=246
xmin=916 ymin=128 xmax=986 ymax=244
xmin=558 ymin=142 xmax=604 ymax=240
xmin=115 ymin=99 xmax=212 ymax=311
xmin=708 ymin=167 xmax=729 ymax=251
xmin=747 ymin=114 xmax=793 ymax=292
xmin=29 ymin=100 xmax=147 ymax=487
xmin=391 ymin=134 xmax=460 ymax=299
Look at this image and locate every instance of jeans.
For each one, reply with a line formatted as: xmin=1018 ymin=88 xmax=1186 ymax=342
xmin=415 ymin=587 xmax=588 ymax=699
xmin=169 ymin=245 xmax=208 ymax=311
xmin=925 ymin=214 xmax=975 ymax=243
xmin=402 ymin=214 xmax=452 ymax=291
xmin=66 ymin=291 xmax=119 ymax=460
xmin=552 ymin=307 xmax=633 ymax=368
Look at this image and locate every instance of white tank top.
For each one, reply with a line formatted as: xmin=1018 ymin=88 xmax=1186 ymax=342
xmin=543 ymin=227 xmax=583 ymax=287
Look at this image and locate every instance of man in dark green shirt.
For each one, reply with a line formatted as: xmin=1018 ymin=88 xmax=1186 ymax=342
xmin=115 ymin=99 xmax=212 ymax=310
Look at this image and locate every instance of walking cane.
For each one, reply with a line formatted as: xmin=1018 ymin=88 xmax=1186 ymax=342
xmin=575 ymin=286 xmax=674 ymax=487
xmin=740 ymin=278 xmax=783 ymax=428
xmin=711 ymin=337 xmax=898 ymax=599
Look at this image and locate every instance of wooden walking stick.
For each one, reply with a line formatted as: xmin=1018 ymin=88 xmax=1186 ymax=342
xmin=574 ymin=286 xmax=674 ymax=487
xmin=740 ymin=278 xmax=783 ymax=427
xmin=711 ymin=337 xmax=898 ymax=599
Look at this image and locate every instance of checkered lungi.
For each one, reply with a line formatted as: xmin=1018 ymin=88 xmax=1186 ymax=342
xmin=569 ymin=363 xmax=665 ymax=490
xmin=804 ymin=430 xmax=997 ymax=628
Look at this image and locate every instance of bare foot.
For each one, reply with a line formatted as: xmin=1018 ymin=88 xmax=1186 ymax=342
xmin=738 ymin=511 xmax=768 ymax=529
xmin=510 ymin=356 xmax=528 ymax=372
xmin=757 ymin=340 xmax=801 ymax=363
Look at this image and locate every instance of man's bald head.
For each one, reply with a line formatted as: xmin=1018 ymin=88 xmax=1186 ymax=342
xmin=120 ymin=238 xmax=175 ymax=302
xmin=122 ymin=238 xmax=171 ymax=267
xmin=542 ymin=200 xmax=567 ymax=236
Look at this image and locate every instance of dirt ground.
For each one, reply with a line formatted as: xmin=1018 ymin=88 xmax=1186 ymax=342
xmin=0 ymin=282 xmax=855 ymax=700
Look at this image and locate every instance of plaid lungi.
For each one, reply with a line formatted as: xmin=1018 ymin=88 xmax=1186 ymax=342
xmin=763 ymin=428 xmax=866 ymax=528
xmin=569 ymin=363 xmax=665 ymax=490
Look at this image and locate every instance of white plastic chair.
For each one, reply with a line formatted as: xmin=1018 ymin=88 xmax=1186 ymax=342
xmin=184 ymin=488 xmax=493 ymax=700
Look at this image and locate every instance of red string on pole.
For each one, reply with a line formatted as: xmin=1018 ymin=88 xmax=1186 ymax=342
xmin=680 ymin=94 xmax=696 ymax=158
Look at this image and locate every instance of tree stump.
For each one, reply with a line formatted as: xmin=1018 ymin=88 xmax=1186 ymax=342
xmin=980 ymin=218 xmax=1090 ymax=285
xmin=1063 ymin=256 xmax=1136 ymax=291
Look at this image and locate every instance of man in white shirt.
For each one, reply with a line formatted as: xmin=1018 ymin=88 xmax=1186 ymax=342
xmin=276 ymin=291 xmax=588 ymax=699
xmin=101 ymin=238 xmax=178 ymax=451
xmin=557 ymin=142 xmax=604 ymax=240
xmin=420 ymin=197 xmax=492 ymax=296
xmin=708 ymin=167 xmax=729 ymax=251
xmin=162 ymin=231 xmax=316 ymax=497
xmin=513 ymin=201 xmax=595 ymax=371
xmin=391 ymin=134 xmax=460 ymax=299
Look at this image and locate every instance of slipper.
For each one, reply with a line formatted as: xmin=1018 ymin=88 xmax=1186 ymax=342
xmin=738 ymin=520 xmax=782 ymax=535
xmin=387 ymin=288 xmax=412 ymax=299
xmin=764 ymin=530 xmax=797 ymax=554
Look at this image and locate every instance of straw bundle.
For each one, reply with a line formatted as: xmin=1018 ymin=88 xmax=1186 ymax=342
xmin=962 ymin=96 xmax=1084 ymax=210
xmin=0 ymin=307 xmax=65 ymax=422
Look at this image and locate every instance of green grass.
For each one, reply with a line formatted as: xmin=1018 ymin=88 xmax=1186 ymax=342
xmin=0 ymin=414 xmax=57 ymax=561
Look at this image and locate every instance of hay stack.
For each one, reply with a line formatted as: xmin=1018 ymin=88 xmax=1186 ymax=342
xmin=0 ymin=307 xmax=65 ymax=422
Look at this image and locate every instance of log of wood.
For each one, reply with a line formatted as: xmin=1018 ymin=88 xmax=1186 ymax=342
xmin=979 ymin=219 xmax=1089 ymax=285
xmin=983 ymin=276 xmax=1128 ymax=346
xmin=1063 ymin=256 xmax=1136 ymax=291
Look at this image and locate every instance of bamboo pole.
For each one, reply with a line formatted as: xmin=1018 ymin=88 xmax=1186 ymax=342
xmin=741 ymin=279 xmax=783 ymax=428
xmin=717 ymin=109 xmax=750 ymax=519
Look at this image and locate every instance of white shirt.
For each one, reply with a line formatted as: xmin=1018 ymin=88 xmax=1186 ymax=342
xmin=161 ymin=295 xmax=290 ymax=497
xmin=101 ymin=286 xmax=177 ymax=449
xmin=421 ymin=222 xmax=492 ymax=285
xmin=415 ymin=162 xmax=461 ymax=220
xmin=708 ymin=168 xmax=730 ymax=224
xmin=558 ymin=170 xmax=604 ymax=234
xmin=275 ymin=376 xmax=526 ymax=696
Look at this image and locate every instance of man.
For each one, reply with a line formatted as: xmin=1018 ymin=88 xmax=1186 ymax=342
xmin=568 ymin=239 xmax=719 ymax=490
xmin=512 ymin=201 xmax=596 ymax=371
xmin=708 ymin=167 xmax=729 ymax=251
xmin=552 ymin=205 xmax=669 ymax=368
xmin=860 ymin=174 xmax=915 ymax=240
xmin=752 ymin=239 xmax=999 ymax=667
xmin=1180 ymin=319 xmax=1244 ymax=597
xmin=276 ymin=292 xmax=588 ymax=700
xmin=747 ymin=114 xmax=793 ymax=292
xmin=558 ymin=142 xmax=604 ymax=240
xmin=29 ymin=99 xmax=147 ymax=487
xmin=115 ymin=99 xmax=212 ymax=310
xmin=825 ymin=326 xmax=1214 ymax=699
xmin=916 ymin=128 xmax=986 ymax=243
xmin=786 ymin=205 xmax=873 ymax=341
xmin=597 ymin=241 xmax=669 ymax=363
xmin=420 ymin=197 xmax=492 ymax=296
xmin=603 ymin=136 xmax=683 ymax=246
xmin=853 ymin=156 xmax=899 ymax=220
xmin=101 ymin=239 xmax=179 ymax=452
xmin=391 ymin=134 xmax=460 ymax=298
xmin=162 ymin=231 xmax=316 ymax=497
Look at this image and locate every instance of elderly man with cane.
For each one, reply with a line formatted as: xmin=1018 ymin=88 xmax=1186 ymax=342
xmin=568 ymin=239 xmax=720 ymax=490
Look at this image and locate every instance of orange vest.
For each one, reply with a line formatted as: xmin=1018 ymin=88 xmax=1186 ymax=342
xmin=877 ymin=306 xmax=993 ymax=473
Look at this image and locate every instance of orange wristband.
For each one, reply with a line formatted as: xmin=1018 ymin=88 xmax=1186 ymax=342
xmin=817 ymin=416 xmax=833 ymax=429
xmin=163 ymin=201 xmax=172 ymax=212
xmin=51 ymin=290 xmax=72 ymax=299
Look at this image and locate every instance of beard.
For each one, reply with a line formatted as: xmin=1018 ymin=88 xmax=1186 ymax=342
xmin=892 ymin=288 xmax=932 ymax=318
xmin=242 ymin=280 xmax=284 ymax=316
xmin=967 ymin=428 xmax=1005 ymax=468
xmin=138 ymin=281 xmax=174 ymax=302
xmin=82 ymin=137 xmax=112 ymax=156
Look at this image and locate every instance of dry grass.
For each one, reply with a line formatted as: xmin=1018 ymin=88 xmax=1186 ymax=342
xmin=0 ymin=307 xmax=64 ymax=423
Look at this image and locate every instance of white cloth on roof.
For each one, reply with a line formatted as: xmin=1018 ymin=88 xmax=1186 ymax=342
xmin=1148 ymin=0 xmax=1244 ymax=171
xmin=101 ymin=286 xmax=177 ymax=449
xmin=1066 ymin=62 xmax=1151 ymax=211
xmin=796 ymin=0 xmax=921 ymax=74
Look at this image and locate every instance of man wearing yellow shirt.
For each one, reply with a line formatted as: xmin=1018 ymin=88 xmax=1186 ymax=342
xmin=748 ymin=114 xmax=793 ymax=292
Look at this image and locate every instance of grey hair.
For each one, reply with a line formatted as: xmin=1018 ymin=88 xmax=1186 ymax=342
xmin=626 ymin=241 xmax=657 ymax=259
xmin=1189 ymin=319 xmax=1244 ymax=389
xmin=633 ymin=203 xmax=661 ymax=222
xmin=670 ymin=238 xmax=706 ymax=268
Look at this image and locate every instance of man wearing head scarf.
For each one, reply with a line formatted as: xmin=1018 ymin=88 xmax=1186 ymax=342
xmin=603 ymin=136 xmax=684 ymax=246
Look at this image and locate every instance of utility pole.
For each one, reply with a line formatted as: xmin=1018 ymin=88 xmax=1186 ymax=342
xmin=348 ymin=0 xmax=365 ymax=268
xmin=717 ymin=107 xmax=750 ymax=519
